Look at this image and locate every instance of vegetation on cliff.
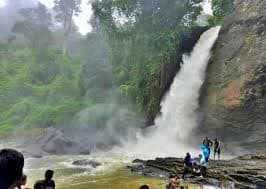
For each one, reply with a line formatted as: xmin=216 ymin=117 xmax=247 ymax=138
xmin=209 ymin=0 xmax=235 ymax=25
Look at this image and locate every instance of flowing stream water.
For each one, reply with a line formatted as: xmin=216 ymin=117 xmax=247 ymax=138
xmin=19 ymin=26 xmax=221 ymax=189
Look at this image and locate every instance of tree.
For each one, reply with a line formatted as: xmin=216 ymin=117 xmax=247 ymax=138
xmin=211 ymin=0 xmax=234 ymax=24
xmin=53 ymin=0 xmax=82 ymax=55
xmin=12 ymin=2 xmax=52 ymax=48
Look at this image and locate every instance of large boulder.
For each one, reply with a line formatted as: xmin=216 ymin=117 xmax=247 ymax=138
xmin=34 ymin=127 xmax=90 ymax=155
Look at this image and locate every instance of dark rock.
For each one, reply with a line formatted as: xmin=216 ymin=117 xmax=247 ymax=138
xmin=132 ymin=159 xmax=146 ymax=164
xmin=72 ymin=159 xmax=102 ymax=168
xmin=33 ymin=127 xmax=91 ymax=155
xmin=129 ymin=153 xmax=266 ymax=188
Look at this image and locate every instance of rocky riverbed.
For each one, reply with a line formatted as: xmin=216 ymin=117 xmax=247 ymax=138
xmin=129 ymin=154 xmax=266 ymax=189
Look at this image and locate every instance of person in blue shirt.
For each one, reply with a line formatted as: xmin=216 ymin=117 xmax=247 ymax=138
xmin=201 ymin=144 xmax=210 ymax=162
xmin=203 ymin=137 xmax=213 ymax=161
xmin=198 ymin=154 xmax=207 ymax=178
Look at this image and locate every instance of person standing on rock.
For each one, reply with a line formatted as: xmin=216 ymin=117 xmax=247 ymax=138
xmin=34 ymin=170 xmax=55 ymax=189
xmin=201 ymin=144 xmax=210 ymax=163
xmin=213 ymin=138 xmax=221 ymax=160
xmin=203 ymin=137 xmax=213 ymax=161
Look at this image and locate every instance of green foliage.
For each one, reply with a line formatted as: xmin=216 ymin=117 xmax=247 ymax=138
xmin=0 ymin=47 xmax=89 ymax=135
xmin=209 ymin=0 xmax=234 ymax=25
xmin=92 ymin=0 xmax=202 ymax=113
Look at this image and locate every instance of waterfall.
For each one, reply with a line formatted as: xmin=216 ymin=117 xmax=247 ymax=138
xmin=125 ymin=27 xmax=220 ymax=159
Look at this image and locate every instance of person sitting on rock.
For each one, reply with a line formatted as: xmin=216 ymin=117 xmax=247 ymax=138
xmin=198 ymin=154 xmax=207 ymax=178
xmin=0 ymin=149 xmax=24 ymax=189
xmin=34 ymin=170 xmax=55 ymax=189
xmin=182 ymin=153 xmax=197 ymax=179
xmin=184 ymin=153 xmax=192 ymax=166
xmin=213 ymin=138 xmax=221 ymax=160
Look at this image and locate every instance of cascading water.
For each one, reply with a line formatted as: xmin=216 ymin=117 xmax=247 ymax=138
xmin=125 ymin=26 xmax=221 ymax=159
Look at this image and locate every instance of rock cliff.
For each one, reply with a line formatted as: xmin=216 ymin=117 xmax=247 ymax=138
xmin=200 ymin=0 xmax=266 ymax=151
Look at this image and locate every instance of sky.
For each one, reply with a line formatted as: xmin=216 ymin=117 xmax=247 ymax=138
xmin=0 ymin=0 xmax=92 ymax=35
xmin=39 ymin=0 xmax=93 ymax=35
xmin=0 ymin=0 xmax=6 ymax=6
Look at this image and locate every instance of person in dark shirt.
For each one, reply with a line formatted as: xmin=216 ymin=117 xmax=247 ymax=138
xmin=213 ymin=138 xmax=221 ymax=160
xmin=182 ymin=152 xmax=194 ymax=179
xmin=34 ymin=170 xmax=55 ymax=189
xmin=203 ymin=137 xmax=213 ymax=148
xmin=0 ymin=149 xmax=24 ymax=189
xmin=184 ymin=153 xmax=192 ymax=166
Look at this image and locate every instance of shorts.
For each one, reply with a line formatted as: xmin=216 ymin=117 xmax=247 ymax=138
xmin=214 ymin=148 xmax=221 ymax=154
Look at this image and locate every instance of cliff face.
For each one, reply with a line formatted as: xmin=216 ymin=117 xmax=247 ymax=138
xmin=200 ymin=0 xmax=266 ymax=150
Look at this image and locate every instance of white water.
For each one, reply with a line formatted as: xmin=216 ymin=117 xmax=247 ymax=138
xmin=121 ymin=26 xmax=221 ymax=159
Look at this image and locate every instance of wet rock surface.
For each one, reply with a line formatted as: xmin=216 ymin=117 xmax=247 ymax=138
xmin=129 ymin=154 xmax=266 ymax=189
xmin=72 ymin=159 xmax=102 ymax=168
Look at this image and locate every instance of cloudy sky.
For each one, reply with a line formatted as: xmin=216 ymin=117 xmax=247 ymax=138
xmin=39 ymin=0 xmax=93 ymax=35
xmin=0 ymin=0 xmax=92 ymax=35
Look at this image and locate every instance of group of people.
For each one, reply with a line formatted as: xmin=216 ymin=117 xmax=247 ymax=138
xmin=0 ymin=148 xmax=55 ymax=189
xmin=182 ymin=137 xmax=221 ymax=179
xmin=203 ymin=137 xmax=221 ymax=161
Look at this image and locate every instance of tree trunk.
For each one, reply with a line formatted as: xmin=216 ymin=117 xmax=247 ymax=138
xmin=62 ymin=34 xmax=68 ymax=55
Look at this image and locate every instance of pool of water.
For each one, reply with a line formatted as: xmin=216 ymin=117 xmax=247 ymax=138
xmin=23 ymin=154 xmax=202 ymax=189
